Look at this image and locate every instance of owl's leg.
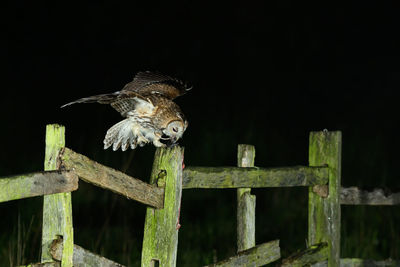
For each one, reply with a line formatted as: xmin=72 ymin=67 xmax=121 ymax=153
xmin=136 ymin=132 xmax=149 ymax=147
xmin=153 ymin=139 xmax=166 ymax=147
xmin=151 ymin=132 xmax=166 ymax=147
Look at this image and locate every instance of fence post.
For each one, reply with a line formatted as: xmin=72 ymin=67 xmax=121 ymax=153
xmin=308 ymin=131 xmax=342 ymax=267
xmin=237 ymin=144 xmax=256 ymax=252
xmin=141 ymin=146 xmax=184 ymax=267
xmin=41 ymin=124 xmax=74 ymax=266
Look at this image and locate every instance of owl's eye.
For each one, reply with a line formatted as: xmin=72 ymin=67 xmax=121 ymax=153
xmin=172 ymin=127 xmax=179 ymax=133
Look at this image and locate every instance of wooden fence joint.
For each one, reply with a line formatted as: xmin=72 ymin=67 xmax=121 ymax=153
xmin=156 ymin=170 xmax=167 ymax=187
xmin=313 ymin=185 xmax=329 ymax=198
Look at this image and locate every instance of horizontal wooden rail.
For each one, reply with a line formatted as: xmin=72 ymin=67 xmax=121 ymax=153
xmin=183 ymin=166 xmax=328 ymax=189
xmin=0 ymin=170 xmax=78 ymax=203
xmin=58 ymin=147 xmax=164 ymax=209
xmin=340 ymin=186 xmax=400 ymax=205
xmin=205 ymin=240 xmax=280 ymax=267
xmin=313 ymin=258 xmax=400 ymax=266
xmin=50 ymin=237 xmax=125 ymax=267
xmin=281 ymin=242 xmax=328 ymax=266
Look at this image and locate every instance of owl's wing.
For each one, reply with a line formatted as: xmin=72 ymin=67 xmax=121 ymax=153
xmin=122 ymin=71 xmax=192 ymax=99
xmin=110 ymin=91 xmax=155 ymax=117
xmin=61 ymin=91 xmax=155 ymax=117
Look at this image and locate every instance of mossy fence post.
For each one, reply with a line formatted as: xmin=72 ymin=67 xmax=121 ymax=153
xmin=236 ymin=144 xmax=256 ymax=252
xmin=141 ymin=146 xmax=184 ymax=267
xmin=308 ymin=131 xmax=342 ymax=267
xmin=41 ymin=124 xmax=74 ymax=266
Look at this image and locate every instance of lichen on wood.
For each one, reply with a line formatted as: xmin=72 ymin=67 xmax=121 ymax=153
xmin=236 ymin=144 xmax=256 ymax=252
xmin=41 ymin=124 xmax=74 ymax=267
xmin=205 ymin=240 xmax=280 ymax=267
xmin=183 ymin=165 xmax=328 ymax=189
xmin=59 ymin=147 xmax=164 ymax=209
xmin=308 ymin=131 xmax=342 ymax=267
xmin=141 ymin=146 xmax=184 ymax=267
xmin=0 ymin=170 xmax=78 ymax=203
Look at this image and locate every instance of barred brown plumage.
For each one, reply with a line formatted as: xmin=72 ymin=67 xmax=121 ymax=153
xmin=61 ymin=71 xmax=191 ymax=151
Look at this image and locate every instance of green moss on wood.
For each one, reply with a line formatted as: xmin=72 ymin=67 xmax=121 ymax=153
xmin=183 ymin=165 xmax=328 ymax=189
xmin=41 ymin=124 xmax=74 ymax=267
xmin=141 ymin=146 xmax=184 ymax=267
xmin=0 ymin=171 xmax=78 ymax=203
xmin=308 ymin=131 xmax=342 ymax=267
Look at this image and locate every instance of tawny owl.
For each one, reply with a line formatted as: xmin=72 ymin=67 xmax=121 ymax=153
xmin=61 ymin=71 xmax=191 ymax=151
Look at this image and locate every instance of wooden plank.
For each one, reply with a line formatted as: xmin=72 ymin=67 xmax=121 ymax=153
xmin=236 ymin=144 xmax=256 ymax=252
xmin=41 ymin=124 xmax=74 ymax=266
xmin=141 ymin=146 xmax=184 ymax=267
xmin=205 ymin=240 xmax=280 ymax=267
xmin=59 ymin=147 xmax=164 ymax=209
xmin=281 ymin=242 xmax=328 ymax=266
xmin=0 ymin=170 xmax=78 ymax=203
xmin=182 ymin=165 xmax=328 ymax=189
xmin=50 ymin=237 xmax=125 ymax=267
xmin=339 ymin=258 xmax=400 ymax=267
xmin=311 ymin=258 xmax=400 ymax=267
xmin=341 ymin=186 xmax=400 ymax=205
xmin=308 ymin=131 xmax=342 ymax=267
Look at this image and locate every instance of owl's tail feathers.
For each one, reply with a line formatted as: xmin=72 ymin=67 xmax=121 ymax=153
xmin=60 ymin=92 xmax=120 ymax=108
xmin=103 ymin=118 xmax=138 ymax=151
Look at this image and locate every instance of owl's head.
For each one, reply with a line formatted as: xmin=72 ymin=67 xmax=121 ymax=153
xmin=162 ymin=120 xmax=187 ymax=145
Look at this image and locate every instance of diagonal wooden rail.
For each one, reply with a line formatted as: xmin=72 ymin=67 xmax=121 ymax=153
xmin=50 ymin=237 xmax=125 ymax=267
xmin=58 ymin=147 xmax=165 ymax=209
xmin=205 ymin=240 xmax=280 ymax=267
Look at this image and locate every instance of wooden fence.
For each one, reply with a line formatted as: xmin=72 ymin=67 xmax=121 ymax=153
xmin=1 ymin=124 xmax=399 ymax=266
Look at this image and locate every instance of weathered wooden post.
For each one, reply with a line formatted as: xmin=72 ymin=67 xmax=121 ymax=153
xmin=308 ymin=131 xmax=342 ymax=266
xmin=236 ymin=144 xmax=256 ymax=252
xmin=141 ymin=146 xmax=184 ymax=267
xmin=41 ymin=124 xmax=74 ymax=266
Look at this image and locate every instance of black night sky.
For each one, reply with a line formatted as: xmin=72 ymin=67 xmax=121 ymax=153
xmin=2 ymin=1 xmax=400 ymax=266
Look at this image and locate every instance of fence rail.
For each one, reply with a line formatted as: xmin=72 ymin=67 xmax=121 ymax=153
xmin=182 ymin=165 xmax=328 ymax=188
xmin=59 ymin=147 xmax=164 ymax=208
xmin=1 ymin=124 xmax=398 ymax=266
xmin=0 ymin=170 xmax=77 ymax=203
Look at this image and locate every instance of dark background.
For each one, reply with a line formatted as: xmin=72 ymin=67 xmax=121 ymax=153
xmin=2 ymin=1 xmax=400 ymax=266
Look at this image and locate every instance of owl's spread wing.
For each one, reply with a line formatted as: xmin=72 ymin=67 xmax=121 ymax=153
xmin=61 ymin=71 xmax=190 ymax=116
xmin=122 ymin=71 xmax=192 ymax=99
xmin=61 ymin=91 xmax=154 ymax=117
